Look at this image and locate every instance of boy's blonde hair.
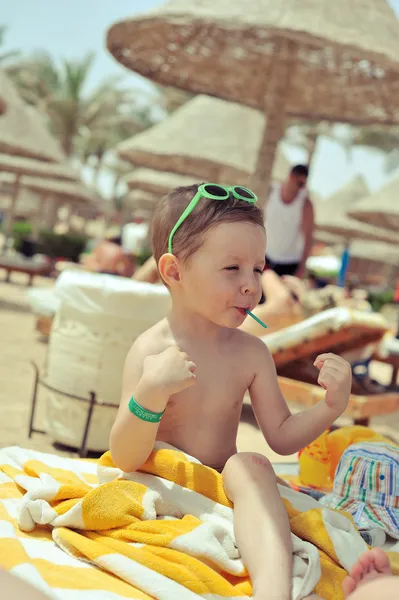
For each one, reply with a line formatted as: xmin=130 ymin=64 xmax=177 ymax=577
xmin=151 ymin=183 xmax=264 ymax=264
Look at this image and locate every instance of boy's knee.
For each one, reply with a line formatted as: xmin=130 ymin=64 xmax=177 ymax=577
xmin=222 ymin=452 xmax=274 ymax=498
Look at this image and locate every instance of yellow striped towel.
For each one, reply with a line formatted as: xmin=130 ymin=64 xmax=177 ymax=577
xmin=0 ymin=443 xmax=398 ymax=599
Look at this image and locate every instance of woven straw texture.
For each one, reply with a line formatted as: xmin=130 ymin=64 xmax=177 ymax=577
xmin=107 ymin=0 xmax=399 ymax=126
xmin=0 ymin=172 xmax=97 ymax=206
xmin=118 ymin=95 xmax=291 ymax=183
xmin=349 ymin=240 xmax=399 ymax=283
xmin=0 ymin=186 xmax=39 ymax=217
xmin=126 ymin=168 xmax=199 ymax=195
xmin=0 ymin=71 xmax=66 ymax=162
xmin=348 ymin=177 xmax=399 ymax=232
xmin=0 ymin=152 xmax=78 ymax=182
xmin=125 ymin=189 xmax=158 ymax=207
xmin=350 ymin=240 xmax=399 ymax=266
xmin=315 ymin=176 xmax=397 ymax=244
xmin=45 ymin=275 xmax=171 ymax=451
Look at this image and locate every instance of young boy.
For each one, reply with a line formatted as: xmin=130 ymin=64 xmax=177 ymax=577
xmin=110 ymin=183 xmax=353 ymax=600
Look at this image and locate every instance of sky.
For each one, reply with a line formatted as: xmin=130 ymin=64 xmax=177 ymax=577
xmin=3 ymin=0 xmax=399 ymax=199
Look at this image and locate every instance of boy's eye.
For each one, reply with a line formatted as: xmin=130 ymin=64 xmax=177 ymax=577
xmin=254 ymin=268 xmax=263 ymax=274
xmin=225 ymin=266 xmax=239 ymax=271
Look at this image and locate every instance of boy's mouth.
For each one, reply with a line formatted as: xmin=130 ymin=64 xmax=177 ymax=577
xmin=236 ymin=307 xmax=250 ymax=316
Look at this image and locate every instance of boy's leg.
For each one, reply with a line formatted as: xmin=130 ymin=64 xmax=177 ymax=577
xmin=222 ymin=452 xmax=292 ymax=600
xmin=347 ymin=578 xmax=399 ymax=600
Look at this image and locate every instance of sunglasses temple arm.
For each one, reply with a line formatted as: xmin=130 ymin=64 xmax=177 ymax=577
xmin=167 ymin=193 xmax=202 ymax=254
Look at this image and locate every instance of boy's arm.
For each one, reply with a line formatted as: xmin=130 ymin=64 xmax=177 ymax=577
xmin=248 ymin=338 xmax=351 ymax=455
xmin=109 ymin=341 xmax=169 ymax=473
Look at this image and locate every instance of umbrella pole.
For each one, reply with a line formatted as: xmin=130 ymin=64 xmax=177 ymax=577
xmin=45 ymin=197 xmax=59 ymax=231
xmin=251 ymin=40 xmax=296 ymax=207
xmin=337 ymin=243 xmax=351 ymax=287
xmin=32 ymin=194 xmax=48 ymax=239
xmin=2 ymin=174 xmax=21 ymax=254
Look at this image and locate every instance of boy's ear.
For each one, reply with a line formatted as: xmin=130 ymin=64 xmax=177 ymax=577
xmin=158 ymin=253 xmax=181 ymax=285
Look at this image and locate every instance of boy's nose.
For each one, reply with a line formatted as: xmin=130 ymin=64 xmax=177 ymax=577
xmin=241 ymin=277 xmax=258 ymax=296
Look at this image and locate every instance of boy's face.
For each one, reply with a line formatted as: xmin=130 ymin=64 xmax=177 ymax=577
xmin=179 ymin=221 xmax=266 ymax=328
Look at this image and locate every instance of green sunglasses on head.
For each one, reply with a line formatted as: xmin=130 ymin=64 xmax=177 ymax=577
xmin=168 ymin=183 xmax=258 ymax=254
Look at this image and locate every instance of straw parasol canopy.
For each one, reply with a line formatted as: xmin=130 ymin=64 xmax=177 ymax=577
xmin=0 ymin=173 xmax=97 ymax=205
xmin=0 ymin=173 xmax=99 ymax=232
xmin=315 ymin=176 xmax=398 ymax=244
xmin=125 ymin=189 xmax=158 ymax=209
xmin=123 ymin=191 xmax=157 ymax=224
xmin=348 ymin=240 xmax=399 ymax=284
xmin=348 ymin=177 xmax=399 ymax=233
xmin=117 ymin=95 xmax=292 ymax=186
xmin=107 ymin=0 xmax=399 ymax=202
xmin=350 ymin=240 xmax=399 ymax=267
xmin=0 ymin=153 xmax=78 ymax=182
xmin=0 ymin=71 xmax=65 ymax=163
xmin=0 ymin=186 xmax=37 ymax=217
xmin=125 ymin=168 xmax=198 ymax=196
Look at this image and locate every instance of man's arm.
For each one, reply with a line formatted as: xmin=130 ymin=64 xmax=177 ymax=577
xmin=297 ymin=197 xmax=314 ymax=277
xmin=248 ymin=338 xmax=344 ymax=456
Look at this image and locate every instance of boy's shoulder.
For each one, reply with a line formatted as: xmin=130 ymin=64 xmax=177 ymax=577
xmin=231 ymin=327 xmax=271 ymax=360
xmin=128 ymin=318 xmax=173 ymax=361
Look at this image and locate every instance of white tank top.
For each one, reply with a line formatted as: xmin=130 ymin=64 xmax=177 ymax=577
xmin=264 ymin=182 xmax=307 ymax=263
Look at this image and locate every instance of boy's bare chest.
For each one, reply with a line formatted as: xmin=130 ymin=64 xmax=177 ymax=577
xmin=167 ymin=351 xmax=250 ymax=416
xmin=156 ymin=347 xmax=252 ymax=468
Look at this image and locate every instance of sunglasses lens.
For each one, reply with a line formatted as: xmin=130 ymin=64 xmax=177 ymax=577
xmin=235 ymin=186 xmax=256 ymax=199
xmin=203 ymin=184 xmax=228 ymax=198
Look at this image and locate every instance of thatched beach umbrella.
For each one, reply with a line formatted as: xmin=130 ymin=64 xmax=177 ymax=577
xmin=315 ymin=176 xmax=397 ymax=244
xmin=348 ymin=177 xmax=399 ymax=233
xmin=349 ymin=240 xmax=399 ymax=285
xmin=125 ymin=189 xmax=158 ymax=209
xmin=117 ymin=95 xmax=291 ymax=186
xmin=0 ymin=153 xmax=78 ymax=182
xmin=0 ymin=173 xmax=98 ymax=233
xmin=0 ymin=71 xmax=65 ymax=163
xmin=126 ymin=168 xmax=198 ymax=196
xmin=0 ymin=73 xmax=87 ymax=245
xmin=122 ymin=190 xmax=157 ymax=225
xmin=107 ymin=0 xmax=399 ymax=202
xmin=0 ymin=156 xmax=85 ymax=243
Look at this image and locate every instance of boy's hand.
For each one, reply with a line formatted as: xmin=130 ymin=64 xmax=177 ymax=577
xmin=142 ymin=345 xmax=197 ymax=397
xmin=314 ymin=353 xmax=352 ymax=415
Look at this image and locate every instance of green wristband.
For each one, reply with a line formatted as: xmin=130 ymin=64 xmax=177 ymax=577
xmin=128 ymin=396 xmax=165 ymax=423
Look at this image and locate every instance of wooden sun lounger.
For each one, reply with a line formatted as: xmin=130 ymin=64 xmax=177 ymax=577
xmin=272 ymin=326 xmax=385 ymax=368
xmin=0 ymin=256 xmax=53 ymax=286
xmin=278 ymin=376 xmax=399 ymax=427
xmin=260 ymin=308 xmax=399 ymax=426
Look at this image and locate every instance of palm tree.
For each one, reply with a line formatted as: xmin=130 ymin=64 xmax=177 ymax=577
xmin=284 ymin=121 xmax=341 ymax=169
xmin=0 ymin=25 xmax=20 ymax=65
xmin=155 ymin=85 xmax=193 ymax=114
xmin=7 ymin=51 xmax=159 ymax=160
xmin=342 ymin=126 xmax=399 ymax=174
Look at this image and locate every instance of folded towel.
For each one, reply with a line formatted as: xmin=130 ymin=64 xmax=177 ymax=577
xmin=1 ymin=444 xmax=398 ymax=600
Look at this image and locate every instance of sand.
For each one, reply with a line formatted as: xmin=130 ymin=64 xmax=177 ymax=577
xmin=0 ymin=272 xmax=398 ymax=465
